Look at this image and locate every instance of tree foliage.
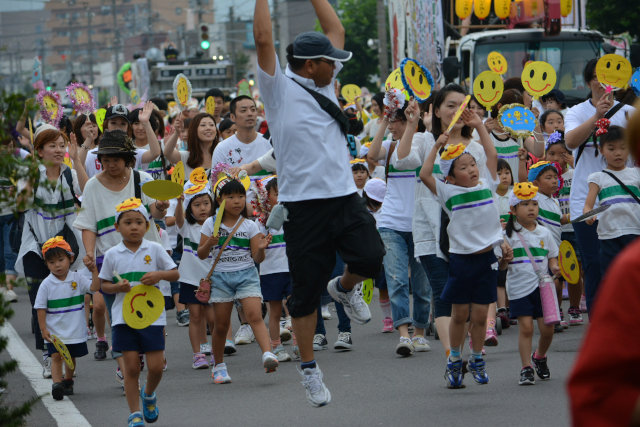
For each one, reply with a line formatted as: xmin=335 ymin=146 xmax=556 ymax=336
xmin=586 ymin=0 xmax=640 ymax=40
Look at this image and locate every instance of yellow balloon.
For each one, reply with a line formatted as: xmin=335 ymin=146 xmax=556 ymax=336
xmin=473 ymin=71 xmax=504 ymax=110
xmin=521 ymin=61 xmax=557 ymax=99
xmin=494 ymin=0 xmax=511 ymax=19
xmin=172 ymin=161 xmax=185 ymax=186
xmin=341 ymin=84 xmax=362 ymax=104
xmin=205 ymin=96 xmax=216 ymax=116
xmin=122 ymin=285 xmax=164 ymax=329
xmin=455 ymin=0 xmax=474 ymax=19
xmin=596 ymin=54 xmax=632 ymax=90
xmin=385 ymin=68 xmax=404 ymax=91
xmin=560 ymin=0 xmax=572 ymax=17
xmin=474 ymin=0 xmax=491 ymax=19
xmin=488 ymin=51 xmax=508 ymax=75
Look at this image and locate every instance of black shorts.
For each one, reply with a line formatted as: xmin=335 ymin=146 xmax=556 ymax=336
xmin=441 ymin=251 xmax=498 ymax=305
xmin=47 ymin=342 xmax=88 ymax=358
xmin=283 ymin=194 xmax=385 ymax=317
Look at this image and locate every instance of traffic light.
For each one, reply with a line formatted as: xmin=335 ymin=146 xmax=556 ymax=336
xmin=200 ymin=25 xmax=210 ymax=50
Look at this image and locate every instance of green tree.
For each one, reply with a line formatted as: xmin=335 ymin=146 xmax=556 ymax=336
xmin=586 ymin=0 xmax=640 ymax=40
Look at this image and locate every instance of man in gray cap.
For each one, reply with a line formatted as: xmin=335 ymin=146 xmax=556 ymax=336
xmin=254 ymin=0 xmax=384 ymax=407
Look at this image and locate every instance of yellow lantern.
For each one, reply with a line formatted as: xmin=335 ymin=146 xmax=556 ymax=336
xmin=560 ymin=0 xmax=572 ymax=17
xmin=494 ymin=0 xmax=511 ymax=19
xmin=474 ymin=0 xmax=492 ymax=19
xmin=456 ymin=0 xmax=474 ymax=19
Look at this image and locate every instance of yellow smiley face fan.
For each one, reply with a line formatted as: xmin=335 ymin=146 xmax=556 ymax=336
xmin=115 ymin=197 xmax=150 ymax=230
xmin=439 ymin=143 xmax=472 ymax=177
xmin=510 ymin=182 xmax=540 ymax=206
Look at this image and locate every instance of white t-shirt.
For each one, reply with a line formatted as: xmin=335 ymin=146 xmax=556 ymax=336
xmin=257 ymin=55 xmax=356 ymax=201
xmin=494 ymin=189 xmax=512 ymax=224
xmin=212 ymin=133 xmax=272 ymax=181
xmin=201 ymin=216 xmax=260 ymax=272
xmin=587 ymin=167 xmax=640 ymax=240
xmin=136 ymin=143 xmax=166 ymax=180
xmin=435 ymin=176 xmax=503 ymax=254
xmin=491 ymin=132 xmax=520 ymax=182
xmin=257 ymin=148 xmax=277 ymax=173
xmin=72 ymin=170 xmax=160 ymax=257
xmin=85 ymin=149 xmax=144 ymax=179
xmin=565 ymin=99 xmax=634 ymax=219
xmin=559 ymin=169 xmax=574 ymax=233
xmin=178 ymin=220 xmax=213 ymax=286
xmin=504 ymin=222 xmax=559 ymax=300
xmin=377 ymin=134 xmax=427 ymax=232
xmin=34 ymin=271 xmax=92 ymax=344
xmin=165 ymin=198 xmax=179 ymax=250
xmin=537 ymin=193 xmax=562 ymax=246
xmin=98 ymin=239 xmax=176 ymax=327
xmin=257 ymin=223 xmax=288 ymax=275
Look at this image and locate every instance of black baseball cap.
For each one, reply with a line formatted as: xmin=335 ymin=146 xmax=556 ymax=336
xmin=105 ymin=104 xmax=130 ymax=123
xmin=292 ymin=32 xmax=352 ymax=62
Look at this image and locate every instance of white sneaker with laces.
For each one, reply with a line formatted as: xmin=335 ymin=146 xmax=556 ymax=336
xmin=200 ymin=342 xmax=212 ymax=355
xmin=395 ymin=336 xmax=414 ymax=357
xmin=4 ymin=289 xmax=17 ymax=302
xmin=273 ymin=345 xmax=292 ymax=362
xmin=42 ymin=354 xmax=51 ymax=378
xmin=321 ymin=304 xmax=332 ymax=320
xmin=333 ymin=332 xmax=353 ymax=350
xmin=299 ymin=364 xmax=331 ymax=407
xmin=234 ymin=324 xmax=255 ymax=345
xmin=411 ymin=335 xmax=432 ymax=352
xmin=327 ymin=278 xmax=371 ymax=324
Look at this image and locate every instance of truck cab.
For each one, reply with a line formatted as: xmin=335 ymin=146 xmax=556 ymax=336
xmin=445 ymin=28 xmax=604 ymax=106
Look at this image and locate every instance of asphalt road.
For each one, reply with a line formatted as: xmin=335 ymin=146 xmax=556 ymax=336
xmin=2 ymin=286 xmax=585 ymax=427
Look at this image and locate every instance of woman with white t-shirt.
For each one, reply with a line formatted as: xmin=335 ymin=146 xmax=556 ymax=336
xmin=74 ymin=113 xmax=100 ymax=170
xmin=367 ymin=97 xmax=432 ymax=357
xmin=164 ymin=113 xmax=218 ymax=178
xmin=564 ymin=58 xmax=634 ymax=312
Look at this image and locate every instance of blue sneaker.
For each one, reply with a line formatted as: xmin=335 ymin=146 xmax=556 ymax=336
xmin=445 ymin=359 xmax=465 ymax=389
xmin=468 ymin=357 xmax=489 ymax=384
xmin=140 ymin=385 xmax=159 ymax=423
xmin=128 ymin=411 xmax=144 ymax=427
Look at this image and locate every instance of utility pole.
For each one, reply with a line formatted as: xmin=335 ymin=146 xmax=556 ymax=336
xmin=112 ymin=0 xmax=121 ymax=99
xmin=147 ymin=0 xmax=152 ymax=33
xmin=229 ymin=6 xmax=236 ymax=84
xmin=376 ymin=0 xmax=389 ymax=79
xmin=86 ymin=2 xmax=94 ymax=85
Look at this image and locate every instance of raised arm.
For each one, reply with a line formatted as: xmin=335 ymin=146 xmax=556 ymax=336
xmin=311 ymin=0 xmax=345 ymax=49
xmin=463 ymin=109 xmax=497 ymax=180
xmin=397 ymin=100 xmax=419 ymax=160
xmin=163 ymin=114 xmax=184 ymax=164
xmin=138 ymin=101 xmax=161 ymax=162
xmin=565 ymin=93 xmax=612 ymax=149
xmin=254 ymin=0 xmax=277 ymax=76
xmin=368 ymin=116 xmax=389 ymax=161
xmin=420 ymin=133 xmax=448 ymax=195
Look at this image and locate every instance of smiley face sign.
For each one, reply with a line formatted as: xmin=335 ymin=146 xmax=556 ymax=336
xmin=66 ymin=82 xmax=95 ymax=114
xmin=51 ymin=334 xmax=74 ymax=370
xmin=341 ymin=84 xmax=362 ymax=104
xmin=473 ymin=71 xmax=504 ymax=110
xmin=400 ymin=58 xmax=434 ymax=102
xmin=189 ymin=167 xmax=208 ymax=185
xmin=173 ymin=73 xmax=192 ymax=108
xmin=95 ymin=108 xmax=106 ymax=132
xmin=521 ymin=61 xmax=556 ymax=99
xmin=498 ymin=103 xmax=537 ymax=139
xmin=171 ymin=161 xmax=185 ymax=186
xmin=558 ymin=240 xmax=580 ymax=284
xmin=385 ymin=68 xmax=404 ymax=91
xmin=37 ymin=90 xmax=63 ymax=127
xmin=123 ymin=284 xmax=164 ymax=329
xmin=205 ymin=96 xmax=216 ymax=116
xmin=513 ymin=182 xmax=539 ymax=200
xmin=487 ymin=51 xmax=508 ymax=75
xmin=596 ymin=54 xmax=632 ymax=91
xmin=362 ymin=279 xmax=373 ymax=305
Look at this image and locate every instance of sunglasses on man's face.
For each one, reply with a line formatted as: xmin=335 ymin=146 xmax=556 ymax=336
xmin=316 ymin=58 xmax=335 ymax=66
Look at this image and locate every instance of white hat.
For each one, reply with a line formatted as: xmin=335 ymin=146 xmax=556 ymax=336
xmin=364 ymin=178 xmax=386 ymax=203
xmin=114 ymin=197 xmax=150 ymax=225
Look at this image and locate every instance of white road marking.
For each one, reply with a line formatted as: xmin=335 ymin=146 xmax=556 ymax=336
xmin=1 ymin=321 xmax=91 ymax=426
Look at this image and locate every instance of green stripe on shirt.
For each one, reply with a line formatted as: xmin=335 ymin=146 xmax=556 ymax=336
xmin=599 ymin=185 xmax=640 ymax=200
xmin=445 ymin=189 xmax=493 ymax=211
xmin=97 ymin=216 xmax=116 ymax=232
xmin=217 ymin=236 xmax=250 ymax=247
xmin=183 ymin=237 xmax=199 ymax=251
xmin=495 ymin=145 xmax=519 ymax=154
xmin=34 ymin=197 xmax=75 ymax=211
xmin=388 ymin=165 xmax=420 ymax=175
xmin=539 ymin=208 xmax=561 ymax=222
xmin=270 ymin=234 xmax=285 ymax=244
xmin=111 ymin=272 xmax=147 ymax=283
xmin=47 ymin=294 xmax=85 ymax=308
xmin=513 ymin=247 xmax=549 ymax=258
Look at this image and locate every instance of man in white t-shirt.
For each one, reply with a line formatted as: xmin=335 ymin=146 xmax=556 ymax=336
xmin=564 ymin=58 xmax=634 ymax=312
xmin=254 ymin=0 xmax=384 ymax=407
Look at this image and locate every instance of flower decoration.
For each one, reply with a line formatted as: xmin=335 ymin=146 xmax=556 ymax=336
xmin=595 ymin=118 xmax=610 ymax=137
xmin=545 ymin=130 xmax=564 ymax=151
xmin=383 ymin=88 xmax=406 ymax=120
xmin=251 ymin=176 xmax=276 ymax=226
xmin=65 ymin=82 xmax=95 ymax=114
xmin=36 ymin=90 xmax=63 ymax=128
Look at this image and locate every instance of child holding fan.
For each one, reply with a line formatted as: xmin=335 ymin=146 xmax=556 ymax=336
xmin=420 ymin=108 xmax=502 ymax=389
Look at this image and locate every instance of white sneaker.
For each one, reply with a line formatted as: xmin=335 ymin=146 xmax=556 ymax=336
xmin=327 ymin=278 xmax=371 ymax=324
xmin=411 ymin=335 xmax=432 ymax=352
xmin=299 ymin=364 xmax=331 ymax=407
xmin=42 ymin=354 xmax=51 ymax=378
xmin=395 ymin=336 xmax=414 ymax=357
xmin=262 ymin=351 xmax=279 ymax=373
xmin=200 ymin=342 xmax=212 ymax=355
xmin=234 ymin=324 xmax=255 ymax=345
xmin=279 ymin=327 xmax=292 ymax=342
xmin=281 ymin=316 xmax=292 ymax=331
xmin=4 ymin=289 xmax=17 ymax=303
xmin=273 ymin=345 xmax=292 ymax=362
xmin=321 ymin=304 xmax=332 ymax=320
xmin=333 ymin=332 xmax=353 ymax=351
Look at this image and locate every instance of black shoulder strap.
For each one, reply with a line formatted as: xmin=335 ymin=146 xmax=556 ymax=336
xmin=62 ymin=167 xmax=81 ymax=206
xmin=575 ymin=102 xmax=625 ymax=165
xmin=133 ymin=169 xmax=141 ymax=199
xmin=602 ymin=170 xmax=640 ymax=204
xmin=289 ymin=77 xmax=349 ymax=137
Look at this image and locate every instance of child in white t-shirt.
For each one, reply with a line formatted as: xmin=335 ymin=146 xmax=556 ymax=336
xmin=351 ymin=159 xmax=370 ymax=197
xmin=35 ymin=237 xmax=100 ymax=400
xmin=197 ymin=168 xmax=277 ymax=384
xmin=420 ymin=108 xmax=501 ymax=389
xmin=584 ymin=125 xmax=640 ymax=276
xmin=499 ymin=183 xmax=560 ymax=385
xmin=175 ymin=183 xmax=216 ymax=368
xmin=98 ymin=198 xmax=178 ymax=426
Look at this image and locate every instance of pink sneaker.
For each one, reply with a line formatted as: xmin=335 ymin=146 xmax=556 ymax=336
xmin=382 ymin=317 xmax=394 ymax=333
xmin=484 ymin=328 xmax=498 ymax=346
xmin=468 ymin=337 xmax=487 ymax=355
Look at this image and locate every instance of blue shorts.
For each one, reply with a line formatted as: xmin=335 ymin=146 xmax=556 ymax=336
xmin=47 ymin=341 xmax=88 ymax=358
xmin=210 ymin=267 xmax=262 ymax=303
xmin=509 ymin=287 xmax=544 ymax=319
xmin=179 ymin=282 xmax=210 ymax=305
xmin=374 ymin=265 xmax=387 ymax=291
xmin=260 ymin=272 xmax=292 ymax=301
xmin=112 ymin=324 xmax=165 ymax=353
xmin=441 ymin=250 xmax=498 ymax=305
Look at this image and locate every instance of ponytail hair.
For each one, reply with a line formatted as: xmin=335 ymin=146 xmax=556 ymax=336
xmin=504 ymin=212 xmax=521 ymax=238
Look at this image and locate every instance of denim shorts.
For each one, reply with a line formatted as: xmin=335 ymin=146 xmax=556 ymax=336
xmin=112 ymin=324 xmax=165 ymax=353
xmin=509 ymin=287 xmax=544 ymax=319
xmin=209 ymin=267 xmax=262 ymax=303
xmin=47 ymin=341 xmax=88 ymax=358
xmin=441 ymin=250 xmax=498 ymax=305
